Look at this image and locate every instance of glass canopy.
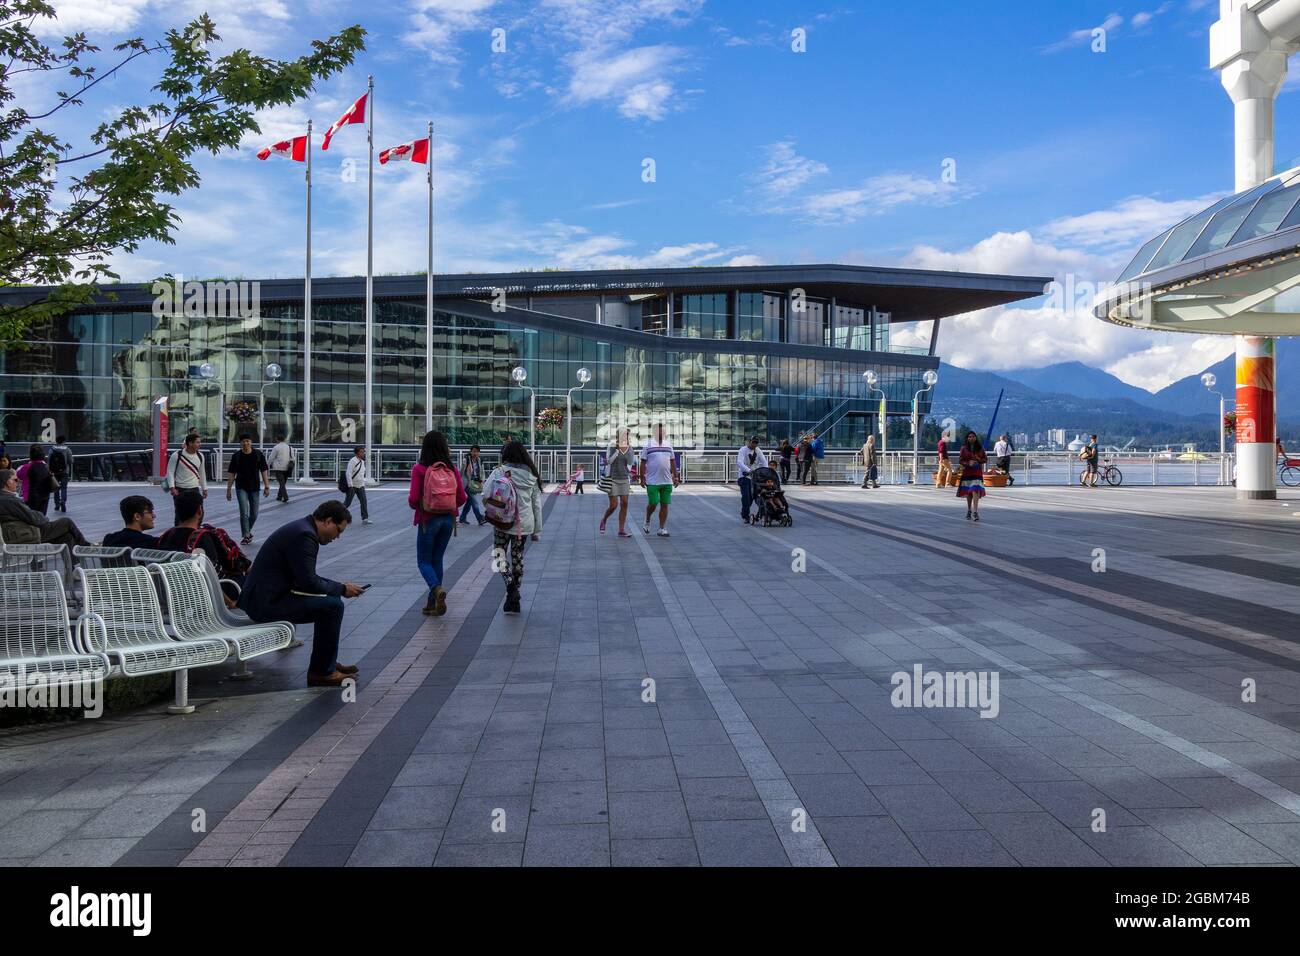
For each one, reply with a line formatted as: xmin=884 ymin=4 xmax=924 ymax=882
xmin=1117 ymin=168 xmax=1300 ymax=281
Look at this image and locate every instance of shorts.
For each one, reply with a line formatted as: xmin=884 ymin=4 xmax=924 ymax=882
xmin=646 ymin=483 xmax=673 ymax=506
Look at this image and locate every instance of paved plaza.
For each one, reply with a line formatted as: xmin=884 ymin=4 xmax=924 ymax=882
xmin=3 ymin=478 xmax=1300 ymax=867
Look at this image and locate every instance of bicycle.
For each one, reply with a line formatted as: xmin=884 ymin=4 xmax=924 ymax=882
xmin=1079 ymin=459 xmax=1123 ymax=487
xmin=1280 ymin=459 xmax=1300 ymax=487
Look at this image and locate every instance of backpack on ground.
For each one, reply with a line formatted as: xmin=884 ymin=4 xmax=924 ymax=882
xmin=482 ymin=468 xmax=519 ymax=531
xmin=421 ymin=461 xmax=459 ymax=514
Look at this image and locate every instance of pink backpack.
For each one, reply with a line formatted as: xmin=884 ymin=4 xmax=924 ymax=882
xmin=483 ymin=468 xmax=519 ymax=531
xmin=421 ymin=462 xmax=459 ymax=514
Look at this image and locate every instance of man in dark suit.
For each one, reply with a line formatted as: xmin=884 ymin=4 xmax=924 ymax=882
xmin=238 ymin=499 xmax=365 ymax=687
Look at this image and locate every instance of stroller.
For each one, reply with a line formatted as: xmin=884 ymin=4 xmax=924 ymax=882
xmin=750 ymin=466 xmax=793 ymax=527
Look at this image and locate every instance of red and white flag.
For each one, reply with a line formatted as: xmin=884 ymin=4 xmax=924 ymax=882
xmin=379 ymin=137 xmax=430 ymax=165
xmin=321 ymin=92 xmax=367 ymax=150
xmin=256 ymin=136 xmax=308 ymax=162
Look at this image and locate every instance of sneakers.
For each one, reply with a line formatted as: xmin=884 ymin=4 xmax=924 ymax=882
xmin=362 ymin=518 xmax=373 ymax=524
xmin=657 ymin=529 xmax=671 ymax=537
xmin=617 ymin=530 xmax=632 ymax=538
xmin=643 ymin=522 xmax=651 ymax=534
xmin=599 ymin=518 xmax=607 ymax=533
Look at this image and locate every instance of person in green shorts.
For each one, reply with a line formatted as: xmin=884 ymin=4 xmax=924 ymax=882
xmin=639 ymin=424 xmax=680 ymax=538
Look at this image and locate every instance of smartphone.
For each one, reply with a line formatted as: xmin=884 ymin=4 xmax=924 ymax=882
xmin=358 ymin=583 xmax=372 ymax=592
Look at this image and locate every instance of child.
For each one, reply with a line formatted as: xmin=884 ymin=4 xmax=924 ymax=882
xmin=574 ymin=466 xmax=585 ymax=494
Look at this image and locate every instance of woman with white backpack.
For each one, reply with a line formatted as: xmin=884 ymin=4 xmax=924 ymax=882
xmin=409 ymin=431 xmax=467 ymax=616
xmin=483 ymin=440 xmax=543 ymax=615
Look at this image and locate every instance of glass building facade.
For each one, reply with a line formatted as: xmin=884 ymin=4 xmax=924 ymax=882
xmin=0 ymin=265 xmax=1050 ymax=450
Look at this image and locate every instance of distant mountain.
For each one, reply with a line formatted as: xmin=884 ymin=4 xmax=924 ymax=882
xmin=933 ymin=362 xmax=1222 ymax=447
xmin=994 ymin=361 xmax=1158 ymax=407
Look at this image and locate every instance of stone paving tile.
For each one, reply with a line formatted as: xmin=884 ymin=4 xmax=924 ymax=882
xmin=523 ymin=824 xmax=610 ymax=866
xmin=815 ymin=816 xmax=928 ymax=866
xmin=691 ymin=820 xmax=790 ymax=867
xmin=610 ymin=838 xmax=700 ymax=867
xmin=607 ymin=790 xmax=692 ymax=840
xmin=347 ymin=828 xmax=442 ymax=866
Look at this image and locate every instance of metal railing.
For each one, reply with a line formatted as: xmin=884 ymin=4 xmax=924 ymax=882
xmin=20 ymin=445 xmax=1238 ymax=489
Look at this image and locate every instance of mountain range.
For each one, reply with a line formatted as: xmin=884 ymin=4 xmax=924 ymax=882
xmin=930 ymin=342 xmax=1300 ymax=446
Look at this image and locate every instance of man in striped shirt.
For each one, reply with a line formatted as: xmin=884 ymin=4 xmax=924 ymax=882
xmin=167 ymin=433 xmax=208 ymax=526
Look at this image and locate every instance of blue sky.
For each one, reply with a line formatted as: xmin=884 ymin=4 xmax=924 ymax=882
xmin=30 ymin=0 xmax=1278 ymax=389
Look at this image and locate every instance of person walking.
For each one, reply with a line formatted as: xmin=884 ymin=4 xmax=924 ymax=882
xmin=640 ymin=424 xmax=680 ymax=537
xmin=736 ymin=436 xmax=768 ymax=524
xmin=936 ymin=433 xmax=954 ymax=487
xmin=573 ymin=465 xmax=585 ymax=494
xmin=410 ymin=430 xmax=467 ymax=617
xmin=268 ymin=437 xmax=295 ymax=502
xmin=861 ymin=434 xmax=880 ymax=489
xmin=48 ymin=435 xmax=72 ymax=512
xmin=777 ymin=439 xmax=794 ymax=484
xmin=600 ymin=428 xmax=634 ymax=537
xmin=993 ymin=433 xmax=1015 ymax=486
xmin=957 ymin=431 xmax=988 ymax=521
xmin=226 ymin=434 xmax=270 ymax=544
xmin=485 ymin=441 xmax=543 ymax=614
xmin=239 ymin=500 xmax=366 ymax=688
xmin=797 ymin=435 xmax=814 ymax=484
xmin=166 ymin=432 xmax=208 ymax=525
xmin=18 ymin=444 xmax=56 ymax=516
xmin=343 ymin=445 xmax=371 ymax=523
xmin=459 ymin=444 xmax=487 ymax=526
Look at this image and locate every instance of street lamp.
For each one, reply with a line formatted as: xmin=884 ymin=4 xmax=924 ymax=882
xmin=512 ymin=365 xmax=537 ymax=455
xmin=197 ymin=362 xmax=225 ymax=476
xmin=912 ymin=369 xmax=939 ymax=484
xmin=259 ymin=363 xmax=282 ymax=453
xmin=566 ymin=367 xmax=591 ymax=480
xmin=1203 ymin=372 xmax=1229 ymax=486
xmin=863 ymin=370 xmax=887 ymax=456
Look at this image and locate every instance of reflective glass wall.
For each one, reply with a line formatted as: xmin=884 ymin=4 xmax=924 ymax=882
xmin=0 ymin=301 xmax=932 ymax=448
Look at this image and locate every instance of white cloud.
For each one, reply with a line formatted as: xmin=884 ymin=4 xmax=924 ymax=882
xmin=897 ymin=192 xmax=1246 ymax=390
xmin=1041 ymin=13 xmax=1124 ymax=54
xmin=749 ymin=141 xmax=828 ymax=198
xmin=565 ymin=44 xmax=684 ymax=120
xmin=407 ymin=0 xmax=498 ymax=62
xmin=1041 ymin=192 xmax=1225 ymax=250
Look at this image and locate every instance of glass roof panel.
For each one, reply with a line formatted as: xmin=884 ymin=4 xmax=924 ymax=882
xmin=1118 ymin=230 xmax=1173 ymax=282
xmin=1184 ymin=181 xmax=1280 ymax=260
xmin=1226 ymin=182 xmax=1300 ymax=246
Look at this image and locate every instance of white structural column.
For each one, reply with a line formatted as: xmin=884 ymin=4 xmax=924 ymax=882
xmin=1212 ymin=0 xmax=1300 ymax=499
xmin=364 ymin=74 xmax=375 ymax=478
xmin=299 ymin=118 xmax=316 ymax=484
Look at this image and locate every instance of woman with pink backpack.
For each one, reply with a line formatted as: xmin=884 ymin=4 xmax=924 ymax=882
xmin=409 ymin=431 xmax=467 ymax=616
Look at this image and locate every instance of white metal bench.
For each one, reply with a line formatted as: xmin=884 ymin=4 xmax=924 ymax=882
xmin=76 ymin=565 xmax=228 ymax=714
xmin=0 ymin=571 xmax=110 ymax=690
xmin=149 ymin=558 xmax=293 ymax=680
xmin=72 ymin=545 xmax=133 ymax=569
xmin=0 ymin=522 xmax=70 ymax=581
xmin=129 ymin=547 xmax=192 ymax=566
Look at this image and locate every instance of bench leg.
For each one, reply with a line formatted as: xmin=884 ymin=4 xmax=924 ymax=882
xmin=231 ymin=659 xmax=254 ymax=681
xmin=166 ymin=669 xmax=195 ymax=715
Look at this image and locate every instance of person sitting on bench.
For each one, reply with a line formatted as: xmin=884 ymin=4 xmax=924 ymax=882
xmin=157 ymin=493 xmax=250 ymax=605
xmin=103 ymin=494 xmax=161 ymax=549
xmin=0 ymin=467 xmax=88 ymax=547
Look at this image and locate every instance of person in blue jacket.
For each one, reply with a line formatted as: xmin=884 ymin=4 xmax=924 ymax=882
xmin=809 ymin=431 xmax=825 ymax=485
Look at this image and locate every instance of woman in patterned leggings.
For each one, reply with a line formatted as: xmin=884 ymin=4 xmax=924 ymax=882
xmin=488 ymin=441 xmax=544 ymax=614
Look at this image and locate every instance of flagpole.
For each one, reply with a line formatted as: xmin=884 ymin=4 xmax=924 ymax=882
xmin=299 ymin=119 xmax=317 ymax=485
xmin=426 ymin=121 xmax=434 ymax=434
xmin=364 ymin=74 xmax=375 ymax=483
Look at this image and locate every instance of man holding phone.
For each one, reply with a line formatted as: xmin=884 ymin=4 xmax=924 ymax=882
xmin=238 ymin=500 xmax=367 ymax=687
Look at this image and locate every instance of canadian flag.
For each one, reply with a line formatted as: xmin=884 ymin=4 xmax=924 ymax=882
xmin=379 ymin=137 xmax=430 ymax=165
xmin=321 ymin=92 xmax=367 ymax=150
xmin=256 ymin=136 xmax=308 ymax=162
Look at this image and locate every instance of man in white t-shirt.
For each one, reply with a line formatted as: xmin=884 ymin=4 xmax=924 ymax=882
xmin=639 ymin=424 xmax=679 ymax=537
xmin=993 ymin=434 xmax=1014 ymax=485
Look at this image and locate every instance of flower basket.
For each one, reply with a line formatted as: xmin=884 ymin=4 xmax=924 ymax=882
xmin=227 ymin=400 xmax=258 ymax=425
xmin=537 ymin=407 xmax=564 ymax=432
xmin=1223 ymin=411 xmax=1236 ymax=436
